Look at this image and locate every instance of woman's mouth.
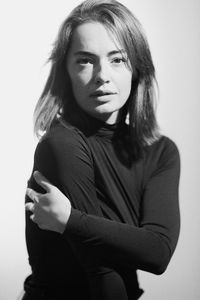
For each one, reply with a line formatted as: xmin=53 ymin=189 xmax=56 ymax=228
xmin=90 ymin=90 xmax=116 ymax=97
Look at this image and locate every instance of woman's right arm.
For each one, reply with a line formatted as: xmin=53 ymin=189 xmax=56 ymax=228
xmin=27 ymin=125 xmax=130 ymax=299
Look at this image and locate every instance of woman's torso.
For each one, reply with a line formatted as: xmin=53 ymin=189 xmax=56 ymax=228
xmin=24 ymin=116 xmax=159 ymax=299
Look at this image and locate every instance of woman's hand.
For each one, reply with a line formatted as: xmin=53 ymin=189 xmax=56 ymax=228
xmin=25 ymin=171 xmax=71 ymax=234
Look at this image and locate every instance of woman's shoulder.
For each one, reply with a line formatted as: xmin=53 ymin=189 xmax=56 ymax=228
xmin=149 ymin=135 xmax=179 ymax=156
xmin=145 ymin=135 xmax=179 ymax=157
xmin=36 ymin=119 xmax=91 ymax=157
xmin=42 ymin=119 xmax=87 ymax=144
xmin=32 ymin=120 xmax=94 ymax=183
xmin=143 ymin=135 xmax=180 ymax=177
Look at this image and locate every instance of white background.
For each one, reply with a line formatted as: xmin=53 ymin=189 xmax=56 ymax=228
xmin=0 ymin=0 xmax=200 ymax=299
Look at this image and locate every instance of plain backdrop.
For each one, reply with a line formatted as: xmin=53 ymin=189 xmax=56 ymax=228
xmin=0 ymin=0 xmax=199 ymax=299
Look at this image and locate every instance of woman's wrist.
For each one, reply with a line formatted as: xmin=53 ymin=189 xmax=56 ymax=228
xmin=58 ymin=202 xmax=72 ymax=234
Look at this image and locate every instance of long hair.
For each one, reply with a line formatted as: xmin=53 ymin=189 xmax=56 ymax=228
xmin=34 ymin=0 xmax=160 ymax=156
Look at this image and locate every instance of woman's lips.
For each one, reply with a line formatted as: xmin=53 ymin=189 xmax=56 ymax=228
xmin=90 ymin=90 xmax=116 ymax=97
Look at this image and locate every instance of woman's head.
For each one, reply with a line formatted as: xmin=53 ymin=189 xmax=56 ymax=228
xmin=34 ymin=0 xmax=160 ymax=155
xmin=66 ymin=21 xmax=133 ymax=124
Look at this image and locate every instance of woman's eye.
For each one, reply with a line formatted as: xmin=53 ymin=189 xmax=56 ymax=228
xmin=112 ymin=57 xmax=126 ymax=64
xmin=77 ymin=58 xmax=93 ymax=65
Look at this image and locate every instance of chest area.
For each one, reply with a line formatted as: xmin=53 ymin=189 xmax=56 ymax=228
xmin=87 ymin=137 xmax=144 ymax=224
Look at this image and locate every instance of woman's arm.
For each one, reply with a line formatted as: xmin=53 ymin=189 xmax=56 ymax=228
xmin=25 ymin=126 xmax=105 ymax=265
xmin=65 ymin=138 xmax=180 ymax=274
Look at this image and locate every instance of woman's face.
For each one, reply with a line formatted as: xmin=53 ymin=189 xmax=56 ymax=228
xmin=66 ymin=22 xmax=132 ymax=124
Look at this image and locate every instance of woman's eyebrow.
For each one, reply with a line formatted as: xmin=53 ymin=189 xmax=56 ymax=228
xmin=73 ymin=50 xmax=126 ymax=57
xmin=74 ymin=51 xmax=96 ymax=57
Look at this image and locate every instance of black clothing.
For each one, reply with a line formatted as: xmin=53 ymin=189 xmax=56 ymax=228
xmin=24 ymin=110 xmax=180 ymax=299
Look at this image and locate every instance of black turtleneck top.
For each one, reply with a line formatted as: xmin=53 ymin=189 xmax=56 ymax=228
xmin=24 ymin=110 xmax=180 ymax=300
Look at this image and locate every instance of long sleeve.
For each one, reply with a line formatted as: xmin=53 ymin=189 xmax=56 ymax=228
xmin=64 ymin=136 xmax=181 ymax=274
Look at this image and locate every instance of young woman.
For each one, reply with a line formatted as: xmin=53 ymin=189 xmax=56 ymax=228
xmin=24 ymin=0 xmax=180 ymax=299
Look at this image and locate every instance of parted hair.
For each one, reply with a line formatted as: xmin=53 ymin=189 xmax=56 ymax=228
xmin=34 ymin=0 xmax=160 ymax=156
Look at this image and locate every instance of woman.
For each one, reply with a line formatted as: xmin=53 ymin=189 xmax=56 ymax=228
xmin=24 ymin=0 xmax=180 ymax=299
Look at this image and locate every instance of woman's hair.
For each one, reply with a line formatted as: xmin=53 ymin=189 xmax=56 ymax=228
xmin=34 ymin=0 xmax=160 ymax=156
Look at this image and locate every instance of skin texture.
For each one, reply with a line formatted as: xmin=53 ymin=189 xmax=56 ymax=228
xmin=66 ymin=22 xmax=133 ymax=124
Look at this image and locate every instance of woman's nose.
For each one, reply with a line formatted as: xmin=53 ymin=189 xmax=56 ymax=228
xmin=94 ymin=61 xmax=110 ymax=84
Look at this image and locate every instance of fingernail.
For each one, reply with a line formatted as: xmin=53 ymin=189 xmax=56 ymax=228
xmin=33 ymin=170 xmax=39 ymax=176
xmin=25 ymin=203 xmax=30 ymax=211
xmin=26 ymin=188 xmax=31 ymax=196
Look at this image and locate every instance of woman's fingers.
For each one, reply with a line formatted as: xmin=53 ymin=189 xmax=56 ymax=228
xmin=33 ymin=171 xmax=52 ymax=193
xmin=26 ymin=188 xmax=39 ymax=203
xmin=25 ymin=202 xmax=35 ymax=212
xmin=25 ymin=188 xmax=38 ymax=213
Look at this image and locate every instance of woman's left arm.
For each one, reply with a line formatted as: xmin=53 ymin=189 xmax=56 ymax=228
xmin=66 ymin=141 xmax=180 ymax=274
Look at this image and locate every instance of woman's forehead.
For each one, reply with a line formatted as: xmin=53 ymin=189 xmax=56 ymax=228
xmin=69 ymin=21 xmax=125 ymax=55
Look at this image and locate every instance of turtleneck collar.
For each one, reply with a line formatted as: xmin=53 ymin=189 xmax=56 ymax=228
xmin=63 ymin=100 xmax=128 ymax=140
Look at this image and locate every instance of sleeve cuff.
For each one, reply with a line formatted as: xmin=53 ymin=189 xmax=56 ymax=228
xmin=63 ymin=208 xmax=85 ymax=237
